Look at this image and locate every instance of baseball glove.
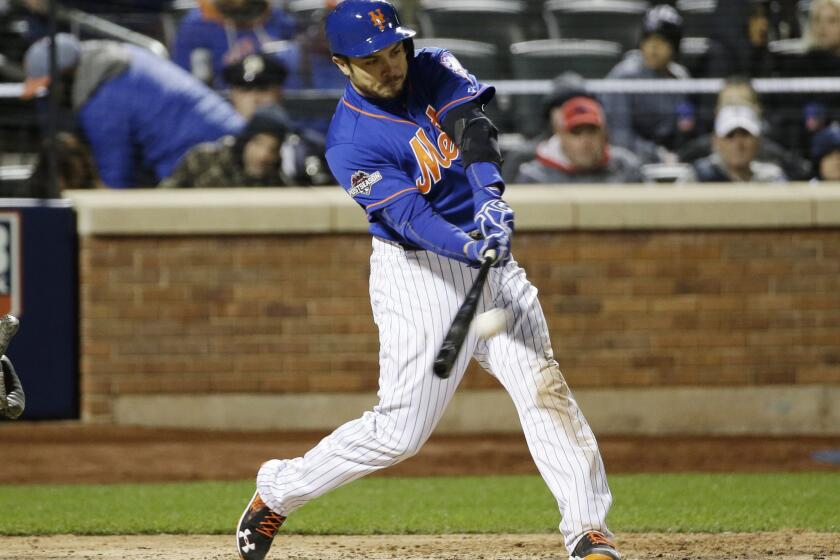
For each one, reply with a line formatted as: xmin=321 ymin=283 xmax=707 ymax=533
xmin=0 ymin=315 xmax=24 ymax=420
xmin=0 ymin=356 xmax=25 ymax=420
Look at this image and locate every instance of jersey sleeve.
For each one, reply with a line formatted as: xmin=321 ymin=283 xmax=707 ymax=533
xmin=417 ymin=48 xmax=496 ymax=122
xmin=326 ymin=143 xmax=419 ymax=217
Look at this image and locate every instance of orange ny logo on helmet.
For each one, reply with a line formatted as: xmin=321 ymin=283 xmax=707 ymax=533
xmin=369 ymin=8 xmax=387 ymax=31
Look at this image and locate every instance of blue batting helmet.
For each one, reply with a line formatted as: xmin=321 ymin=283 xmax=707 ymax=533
xmin=325 ymin=0 xmax=416 ymax=58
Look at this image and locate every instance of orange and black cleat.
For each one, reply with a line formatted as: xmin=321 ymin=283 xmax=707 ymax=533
xmin=236 ymin=490 xmax=286 ymax=560
xmin=570 ymin=531 xmax=622 ymax=560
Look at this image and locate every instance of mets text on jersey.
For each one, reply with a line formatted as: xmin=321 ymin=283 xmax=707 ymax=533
xmin=410 ymin=107 xmax=460 ymax=193
xmin=0 ymin=213 xmax=21 ymax=316
xmin=411 ymin=127 xmax=458 ymax=193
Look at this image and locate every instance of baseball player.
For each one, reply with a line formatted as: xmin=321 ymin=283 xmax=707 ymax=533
xmin=236 ymin=2 xmax=620 ymax=559
xmin=0 ymin=315 xmax=25 ymax=420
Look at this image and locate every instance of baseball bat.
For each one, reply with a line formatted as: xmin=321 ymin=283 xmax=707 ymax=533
xmin=433 ymin=250 xmax=496 ymax=379
xmin=0 ymin=315 xmax=19 ymax=407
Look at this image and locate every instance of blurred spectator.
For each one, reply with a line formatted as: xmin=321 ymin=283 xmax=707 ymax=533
xmin=26 ymin=131 xmax=100 ymax=197
xmin=677 ymin=77 xmax=811 ymax=180
xmin=771 ymin=0 xmax=804 ymax=40
xmin=1 ymin=131 xmax=100 ymax=198
xmin=810 ymin=123 xmax=840 ymax=181
xmin=223 ymin=52 xmax=288 ymax=119
xmin=19 ymin=0 xmax=171 ymax=43
xmin=161 ymin=105 xmax=291 ymax=188
xmin=803 ymin=0 xmax=840 ymax=60
xmin=172 ymin=0 xmax=297 ymax=88
xmin=715 ymin=77 xmax=762 ymax=109
xmin=678 ymin=105 xmax=787 ymax=183
xmin=267 ymin=7 xmax=345 ymax=91
xmin=774 ymin=0 xmax=840 ymax=74
xmin=220 ymin=51 xmax=333 ymax=185
xmin=392 ymin=0 xmax=420 ymax=28
xmin=21 ymin=33 xmax=244 ymax=188
xmin=601 ymin=4 xmax=697 ymax=164
xmin=0 ymin=1 xmax=31 ymax=77
xmin=22 ymin=0 xmax=169 ymax=11
xmin=502 ymin=72 xmax=589 ymax=182
xmin=515 ymin=96 xmax=644 ymax=184
xmin=770 ymin=0 xmax=840 ymax=162
xmin=280 ymin=127 xmax=334 ymax=186
xmin=705 ymin=0 xmax=777 ymax=78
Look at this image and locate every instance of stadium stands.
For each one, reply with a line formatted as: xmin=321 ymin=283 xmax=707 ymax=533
xmin=678 ymin=36 xmax=710 ymax=77
xmin=543 ymin=0 xmax=648 ymax=51
xmin=2 ymin=0 xmax=839 ymax=191
xmin=417 ymin=0 xmax=529 ymax=76
xmin=510 ymin=39 xmax=623 ymax=80
xmin=674 ymin=0 xmax=716 ymax=38
xmin=287 ymin=0 xmax=329 ymax=24
xmin=414 ymin=38 xmax=500 ymax=80
xmin=509 ymin=39 xmax=623 ymax=134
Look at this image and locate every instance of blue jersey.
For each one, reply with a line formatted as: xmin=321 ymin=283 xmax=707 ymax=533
xmin=326 ymin=48 xmax=495 ymax=243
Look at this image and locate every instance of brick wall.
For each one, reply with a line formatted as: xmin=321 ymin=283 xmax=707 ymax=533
xmin=79 ymin=229 xmax=840 ymax=422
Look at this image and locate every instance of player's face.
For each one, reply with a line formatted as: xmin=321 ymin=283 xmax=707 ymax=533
xmin=714 ymin=129 xmax=759 ymax=173
xmin=243 ymin=133 xmax=282 ymax=179
xmin=333 ymin=42 xmax=408 ymax=99
xmin=560 ymin=124 xmax=606 ymax=171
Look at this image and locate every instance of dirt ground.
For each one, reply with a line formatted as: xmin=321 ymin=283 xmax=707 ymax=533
xmin=2 ymin=422 xmax=839 ymax=484
xmin=1 ymin=532 xmax=838 ymax=560
xmin=1 ymin=422 xmax=838 ymax=559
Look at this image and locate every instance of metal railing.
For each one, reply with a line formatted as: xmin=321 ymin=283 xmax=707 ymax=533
xmin=58 ymin=5 xmax=169 ymax=59
xmin=3 ymin=75 xmax=840 ymax=100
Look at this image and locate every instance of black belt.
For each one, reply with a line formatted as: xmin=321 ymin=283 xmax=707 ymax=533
xmin=398 ymin=240 xmax=422 ymax=251
xmin=391 ymin=229 xmax=483 ymax=252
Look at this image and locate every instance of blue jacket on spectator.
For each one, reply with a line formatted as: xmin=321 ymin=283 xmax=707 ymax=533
xmin=172 ymin=6 xmax=297 ymax=88
xmin=272 ymin=41 xmax=346 ymax=91
xmin=74 ymin=42 xmax=244 ymax=187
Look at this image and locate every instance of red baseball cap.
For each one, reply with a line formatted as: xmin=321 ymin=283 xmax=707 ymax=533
xmin=560 ymin=96 xmax=605 ymax=131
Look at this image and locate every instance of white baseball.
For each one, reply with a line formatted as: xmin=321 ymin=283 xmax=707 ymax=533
xmin=474 ymin=308 xmax=506 ymax=339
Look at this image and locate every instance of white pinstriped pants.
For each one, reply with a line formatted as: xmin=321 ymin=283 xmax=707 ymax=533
xmin=257 ymin=238 xmax=613 ymax=553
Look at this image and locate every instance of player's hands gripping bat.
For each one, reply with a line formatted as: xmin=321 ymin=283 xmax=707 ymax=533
xmin=474 ymin=198 xmax=513 ymax=266
xmin=433 ymin=250 xmax=496 ymax=379
xmin=0 ymin=315 xmax=24 ymax=420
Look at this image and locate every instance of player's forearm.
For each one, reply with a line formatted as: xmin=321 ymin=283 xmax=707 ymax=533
xmin=377 ymin=195 xmax=476 ymax=264
xmin=442 ymin=102 xmax=504 ymax=194
xmin=466 ymin=161 xmax=504 ymax=206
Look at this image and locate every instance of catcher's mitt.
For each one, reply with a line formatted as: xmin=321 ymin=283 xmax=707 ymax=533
xmin=1 ymin=356 xmax=24 ymax=419
xmin=0 ymin=315 xmax=24 ymax=420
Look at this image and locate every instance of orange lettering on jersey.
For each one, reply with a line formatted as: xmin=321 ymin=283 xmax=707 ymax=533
xmin=369 ymin=9 xmax=386 ymax=31
xmin=424 ymin=105 xmax=458 ymax=160
xmin=437 ymin=131 xmax=459 ymax=160
xmin=410 ymin=128 xmax=460 ymax=193
xmin=426 ymin=106 xmax=441 ymax=129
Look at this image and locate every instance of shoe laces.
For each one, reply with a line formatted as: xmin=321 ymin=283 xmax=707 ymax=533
xmin=255 ymin=510 xmax=286 ymax=539
xmin=585 ymin=531 xmax=614 ymax=548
